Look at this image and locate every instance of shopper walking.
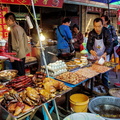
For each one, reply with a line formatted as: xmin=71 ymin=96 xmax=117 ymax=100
xmin=4 ymin=12 xmax=30 ymax=76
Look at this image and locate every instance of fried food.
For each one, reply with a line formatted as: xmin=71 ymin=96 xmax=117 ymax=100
xmin=90 ymin=64 xmax=111 ymax=73
xmin=75 ymin=68 xmax=99 ymax=78
xmin=26 ymin=87 xmax=40 ymax=101
xmin=22 ymin=104 xmax=33 ymax=113
xmin=56 ymin=72 xmax=86 ymax=84
xmin=8 ymin=103 xmax=17 ymax=113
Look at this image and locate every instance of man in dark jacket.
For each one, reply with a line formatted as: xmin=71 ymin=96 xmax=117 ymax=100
xmin=87 ymin=18 xmax=113 ymax=87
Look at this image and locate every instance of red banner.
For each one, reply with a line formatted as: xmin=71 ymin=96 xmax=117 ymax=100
xmin=0 ymin=6 xmax=9 ymax=38
xmin=0 ymin=0 xmax=63 ymax=8
xmin=118 ymin=10 xmax=120 ymax=25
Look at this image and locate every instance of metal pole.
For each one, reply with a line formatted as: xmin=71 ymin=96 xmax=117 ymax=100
xmin=53 ymin=100 xmax=60 ymax=120
xmin=31 ymin=0 xmax=49 ymax=77
xmin=107 ymin=0 xmax=110 ymax=17
xmin=42 ymin=104 xmax=53 ymax=120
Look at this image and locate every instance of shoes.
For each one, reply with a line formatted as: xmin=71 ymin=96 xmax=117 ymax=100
xmin=114 ymin=82 xmax=120 ymax=87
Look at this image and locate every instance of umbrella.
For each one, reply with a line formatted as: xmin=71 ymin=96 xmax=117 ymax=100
xmin=110 ymin=0 xmax=120 ymax=5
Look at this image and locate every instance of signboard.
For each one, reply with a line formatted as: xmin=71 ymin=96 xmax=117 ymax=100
xmin=86 ymin=6 xmax=102 ymax=13
xmin=104 ymin=10 xmax=117 ymax=15
xmin=0 ymin=6 xmax=9 ymax=38
xmin=0 ymin=0 xmax=64 ymax=8
xmin=118 ymin=10 xmax=120 ymax=25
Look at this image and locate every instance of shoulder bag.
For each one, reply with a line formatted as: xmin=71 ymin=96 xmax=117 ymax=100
xmin=116 ymin=45 xmax=120 ymax=56
xmin=58 ymin=26 xmax=75 ymax=53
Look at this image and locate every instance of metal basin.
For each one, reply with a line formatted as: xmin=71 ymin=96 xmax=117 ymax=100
xmin=88 ymin=96 xmax=120 ymax=120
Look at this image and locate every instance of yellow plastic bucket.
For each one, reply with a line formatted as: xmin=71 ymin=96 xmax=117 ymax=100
xmin=70 ymin=94 xmax=89 ymax=112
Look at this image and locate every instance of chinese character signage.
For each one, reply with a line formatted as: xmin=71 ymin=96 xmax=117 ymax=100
xmin=118 ymin=10 xmax=120 ymax=25
xmin=0 ymin=0 xmax=63 ymax=8
xmin=104 ymin=10 xmax=117 ymax=15
xmin=0 ymin=6 xmax=9 ymax=38
xmin=86 ymin=6 xmax=102 ymax=13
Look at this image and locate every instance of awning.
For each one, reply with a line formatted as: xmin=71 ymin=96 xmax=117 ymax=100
xmin=0 ymin=0 xmax=64 ymax=8
xmin=64 ymin=0 xmax=119 ymax=9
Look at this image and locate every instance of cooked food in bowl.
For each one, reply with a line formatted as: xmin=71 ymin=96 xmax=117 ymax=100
xmin=0 ymin=70 xmax=18 ymax=80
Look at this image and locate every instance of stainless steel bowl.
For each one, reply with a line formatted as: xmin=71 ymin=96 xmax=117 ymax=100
xmin=89 ymin=96 xmax=120 ymax=120
xmin=0 ymin=70 xmax=18 ymax=80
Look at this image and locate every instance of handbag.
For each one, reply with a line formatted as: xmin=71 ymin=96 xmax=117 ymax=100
xmin=116 ymin=46 xmax=120 ymax=56
xmin=58 ymin=26 xmax=75 ymax=53
xmin=69 ymin=42 xmax=75 ymax=53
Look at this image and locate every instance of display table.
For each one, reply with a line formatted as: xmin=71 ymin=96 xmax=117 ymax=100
xmin=0 ymin=59 xmax=117 ymax=120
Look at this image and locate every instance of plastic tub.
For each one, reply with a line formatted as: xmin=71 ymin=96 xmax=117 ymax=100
xmin=63 ymin=113 xmax=105 ymax=120
xmin=70 ymin=94 xmax=89 ymax=112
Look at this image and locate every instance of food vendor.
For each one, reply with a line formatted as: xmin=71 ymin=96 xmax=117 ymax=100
xmin=87 ymin=18 xmax=113 ymax=87
xmin=4 ymin=12 xmax=30 ymax=76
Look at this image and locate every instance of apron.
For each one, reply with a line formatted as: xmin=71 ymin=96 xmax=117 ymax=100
xmin=90 ymin=36 xmax=110 ymax=61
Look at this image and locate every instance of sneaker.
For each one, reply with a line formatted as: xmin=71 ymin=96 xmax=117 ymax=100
xmin=114 ymin=82 xmax=120 ymax=87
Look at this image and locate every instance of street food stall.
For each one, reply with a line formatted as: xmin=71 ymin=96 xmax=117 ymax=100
xmin=0 ymin=1 xmax=120 ymax=120
xmin=0 ymin=56 xmax=119 ymax=120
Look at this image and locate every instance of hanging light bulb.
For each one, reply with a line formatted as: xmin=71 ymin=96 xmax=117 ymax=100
xmin=7 ymin=27 xmax=10 ymax=31
xmin=40 ymin=33 xmax=45 ymax=41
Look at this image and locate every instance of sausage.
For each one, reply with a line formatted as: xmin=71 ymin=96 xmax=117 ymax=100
xmin=11 ymin=76 xmax=27 ymax=83
xmin=12 ymin=78 xmax=32 ymax=88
